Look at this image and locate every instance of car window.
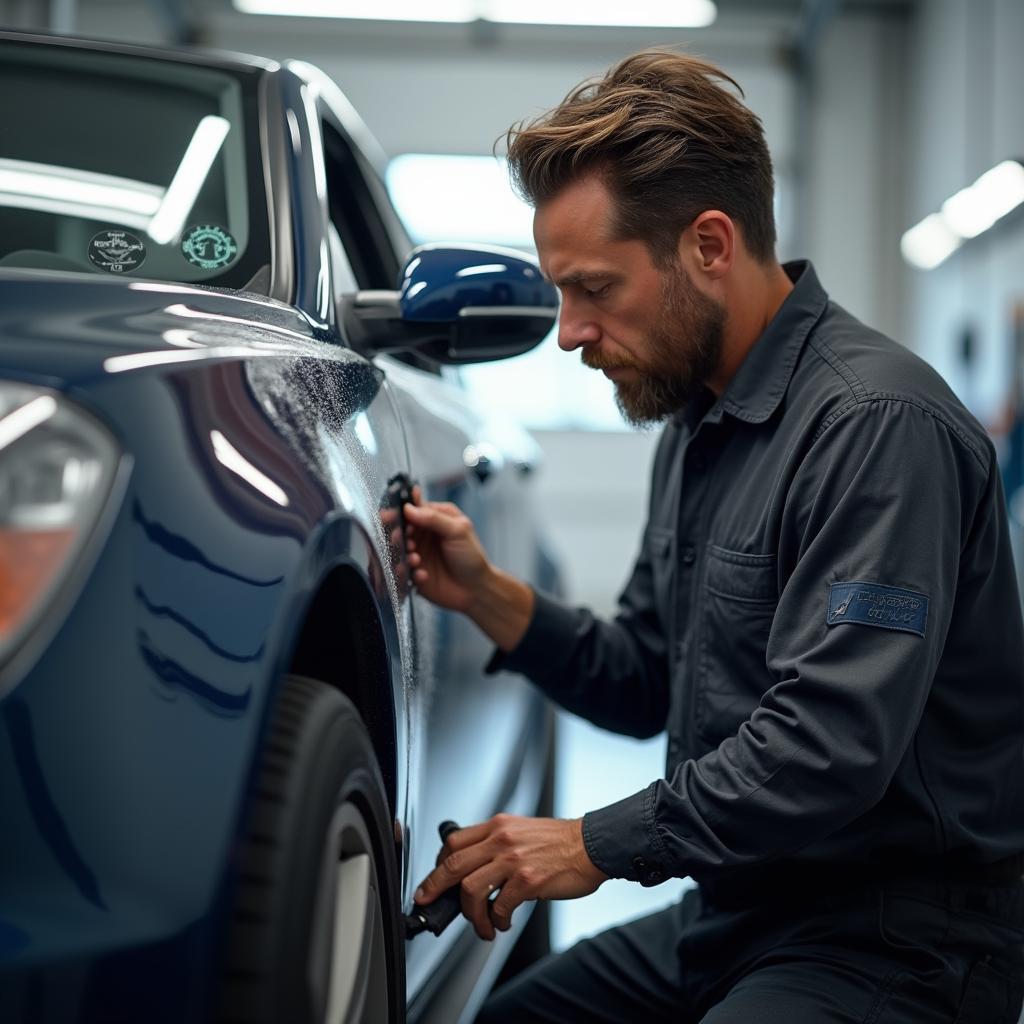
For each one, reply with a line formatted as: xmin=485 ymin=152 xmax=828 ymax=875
xmin=0 ymin=41 xmax=271 ymax=290
xmin=321 ymin=120 xmax=398 ymax=290
xmin=321 ymin=117 xmax=441 ymax=375
xmin=327 ymin=220 xmax=358 ymax=299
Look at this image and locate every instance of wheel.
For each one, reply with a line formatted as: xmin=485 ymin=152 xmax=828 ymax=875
xmin=217 ymin=675 xmax=404 ymax=1023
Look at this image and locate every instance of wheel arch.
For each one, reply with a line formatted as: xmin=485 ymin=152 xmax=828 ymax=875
xmin=285 ymin=562 xmax=400 ymax=818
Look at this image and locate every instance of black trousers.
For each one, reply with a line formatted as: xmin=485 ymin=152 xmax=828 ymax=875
xmin=476 ymin=877 xmax=1024 ymax=1023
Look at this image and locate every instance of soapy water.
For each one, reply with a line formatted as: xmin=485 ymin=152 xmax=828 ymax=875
xmin=242 ymin=336 xmax=468 ymax=867
xmin=244 ymin=344 xmax=430 ymax=710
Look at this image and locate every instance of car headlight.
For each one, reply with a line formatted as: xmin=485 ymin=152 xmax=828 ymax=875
xmin=0 ymin=383 xmax=121 ymax=668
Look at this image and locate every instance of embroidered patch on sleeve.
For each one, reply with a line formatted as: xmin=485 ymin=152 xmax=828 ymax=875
xmin=826 ymin=581 xmax=929 ymax=637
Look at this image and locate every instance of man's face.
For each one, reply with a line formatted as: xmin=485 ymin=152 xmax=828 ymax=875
xmin=534 ymin=174 xmax=726 ymax=427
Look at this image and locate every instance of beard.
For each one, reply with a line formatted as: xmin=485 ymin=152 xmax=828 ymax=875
xmin=582 ymin=266 xmax=725 ymax=428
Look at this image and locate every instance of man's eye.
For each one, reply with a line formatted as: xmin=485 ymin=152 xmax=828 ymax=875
xmin=583 ymin=284 xmax=610 ymax=299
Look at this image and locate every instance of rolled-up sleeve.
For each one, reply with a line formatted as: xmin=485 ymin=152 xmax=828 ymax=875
xmin=583 ymin=399 xmax=990 ymax=881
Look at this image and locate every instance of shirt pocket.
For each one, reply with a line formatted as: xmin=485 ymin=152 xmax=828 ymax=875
xmin=696 ymin=543 xmax=778 ymax=745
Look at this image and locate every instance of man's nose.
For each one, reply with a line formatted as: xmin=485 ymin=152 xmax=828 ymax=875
xmin=557 ymin=297 xmax=601 ymax=351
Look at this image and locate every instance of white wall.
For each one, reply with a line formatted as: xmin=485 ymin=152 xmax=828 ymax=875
xmin=529 ymin=428 xmax=697 ymax=948
xmin=530 ymin=429 xmax=660 ymax=616
xmin=903 ymin=0 xmax=1024 ymax=426
xmin=899 ymin=0 xmax=1024 ymax=594
xmin=71 ymin=4 xmax=797 ymax=165
xmin=807 ymin=9 xmax=911 ymax=342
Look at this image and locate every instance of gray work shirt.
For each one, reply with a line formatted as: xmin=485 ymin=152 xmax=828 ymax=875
xmin=494 ymin=260 xmax=1024 ymax=898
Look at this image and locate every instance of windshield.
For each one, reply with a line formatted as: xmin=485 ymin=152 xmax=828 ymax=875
xmin=0 ymin=40 xmax=271 ymax=290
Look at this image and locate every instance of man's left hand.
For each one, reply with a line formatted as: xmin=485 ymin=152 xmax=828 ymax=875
xmin=412 ymin=814 xmax=610 ymax=941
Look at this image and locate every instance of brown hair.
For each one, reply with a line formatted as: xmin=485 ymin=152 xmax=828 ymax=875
xmin=505 ymin=49 xmax=776 ymax=265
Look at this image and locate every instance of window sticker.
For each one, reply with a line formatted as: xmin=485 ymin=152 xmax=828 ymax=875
xmin=181 ymin=225 xmax=238 ymax=270
xmin=89 ymin=230 xmax=146 ymax=274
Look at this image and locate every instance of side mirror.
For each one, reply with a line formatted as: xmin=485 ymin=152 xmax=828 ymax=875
xmin=342 ymin=244 xmax=559 ymax=364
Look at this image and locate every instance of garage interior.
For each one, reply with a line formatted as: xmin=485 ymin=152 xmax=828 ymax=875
xmin=3 ymin=0 xmax=1022 ymax=973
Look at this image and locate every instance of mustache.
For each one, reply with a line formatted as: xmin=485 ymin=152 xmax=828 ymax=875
xmin=580 ymin=350 xmax=637 ymax=373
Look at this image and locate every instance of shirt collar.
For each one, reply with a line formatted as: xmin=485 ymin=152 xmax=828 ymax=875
xmin=702 ymin=259 xmax=828 ymax=427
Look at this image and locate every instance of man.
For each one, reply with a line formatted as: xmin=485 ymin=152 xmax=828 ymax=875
xmin=404 ymin=50 xmax=1024 ymax=1022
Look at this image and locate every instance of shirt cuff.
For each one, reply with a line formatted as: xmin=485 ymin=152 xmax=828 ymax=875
xmin=582 ymin=783 xmax=673 ymax=887
xmin=483 ymin=587 xmax=583 ymax=677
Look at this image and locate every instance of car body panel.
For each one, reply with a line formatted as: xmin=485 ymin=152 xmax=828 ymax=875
xmin=380 ymin=356 xmax=550 ymax=999
xmin=0 ymin=273 xmax=415 ymax=1019
xmin=0 ymin=32 xmax=558 ymax=1022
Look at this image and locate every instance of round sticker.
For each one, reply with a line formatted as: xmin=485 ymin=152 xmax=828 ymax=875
xmin=181 ymin=225 xmax=238 ymax=270
xmin=89 ymin=230 xmax=146 ymax=274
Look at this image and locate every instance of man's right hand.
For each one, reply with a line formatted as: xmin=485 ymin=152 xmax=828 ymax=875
xmin=402 ymin=487 xmax=491 ymax=613
xmin=402 ymin=487 xmax=534 ymax=652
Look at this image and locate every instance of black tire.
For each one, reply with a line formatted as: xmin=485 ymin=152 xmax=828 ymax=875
xmin=217 ymin=675 xmax=404 ymax=1023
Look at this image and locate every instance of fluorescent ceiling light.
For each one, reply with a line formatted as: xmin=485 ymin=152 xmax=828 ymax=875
xmin=0 ymin=159 xmax=161 ymax=214
xmin=103 ymin=347 xmax=268 ymax=373
xmin=940 ymin=160 xmax=1024 ymax=239
xmin=900 ymin=213 xmax=963 ymax=271
xmin=148 ymin=116 xmax=231 ymax=245
xmin=0 ymin=126 xmax=233 ymax=244
xmin=161 ymin=303 xmax=313 ymax=343
xmin=901 ymin=159 xmax=1024 ymax=270
xmin=161 ymin=329 xmax=205 ymax=348
xmin=234 ymin=0 xmax=717 ymax=28
xmin=211 ymin=430 xmax=289 ymax=507
xmin=485 ymin=0 xmax=716 ymax=27
xmin=235 ymin=0 xmax=474 ymax=19
xmin=455 ymin=263 xmax=508 ymax=277
xmin=353 ymin=412 xmax=377 ymax=454
xmin=0 ymin=158 xmax=162 ymax=231
xmin=0 ymin=395 xmax=57 ymax=452
xmin=0 ymin=192 xmax=155 ymax=231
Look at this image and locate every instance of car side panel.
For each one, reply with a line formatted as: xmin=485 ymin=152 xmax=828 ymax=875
xmin=378 ymin=358 xmax=555 ymax=999
xmin=0 ymin=287 xmax=414 ymax=1020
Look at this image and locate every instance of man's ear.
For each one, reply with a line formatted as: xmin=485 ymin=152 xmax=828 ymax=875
xmin=679 ymin=211 xmax=734 ymax=279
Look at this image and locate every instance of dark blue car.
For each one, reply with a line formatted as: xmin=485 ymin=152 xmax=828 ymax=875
xmin=0 ymin=30 xmax=561 ymax=1024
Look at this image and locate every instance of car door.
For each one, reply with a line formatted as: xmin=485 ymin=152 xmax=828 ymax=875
xmin=316 ymin=100 xmax=550 ymax=994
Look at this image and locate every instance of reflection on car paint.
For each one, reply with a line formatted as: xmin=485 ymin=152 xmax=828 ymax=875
xmin=134 ymin=586 xmax=265 ymax=664
xmin=139 ymin=629 xmax=253 ymax=717
xmin=3 ymin=698 xmax=107 ymax=910
xmin=244 ymin=342 xmax=422 ymax=879
xmin=131 ymin=501 xmax=283 ymax=587
xmin=244 ymin=352 xmax=416 ymax=685
xmin=0 ymin=918 xmax=29 ymax=958
xmin=209 ymin=430 xmax=290 ymax=507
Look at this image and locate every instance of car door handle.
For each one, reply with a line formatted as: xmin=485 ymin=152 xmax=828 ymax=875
xmin=463 ymin=443 xmax=503 ymax=484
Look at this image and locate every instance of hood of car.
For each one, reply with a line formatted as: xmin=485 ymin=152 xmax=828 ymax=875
xmin=0 ymin=269 xmax=329 ymax=388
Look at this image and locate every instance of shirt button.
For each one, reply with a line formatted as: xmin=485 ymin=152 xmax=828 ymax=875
xmin=682 ymin=546 xmax=696 ymax=566
xmin=632 ymin=856 xmax=647 ymax=875
xmin=643 ymin=870 xmax=665 ymax=887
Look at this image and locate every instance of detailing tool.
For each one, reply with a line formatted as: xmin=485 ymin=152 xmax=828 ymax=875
xmin=404 ymin=820 xmax=465 ymax=939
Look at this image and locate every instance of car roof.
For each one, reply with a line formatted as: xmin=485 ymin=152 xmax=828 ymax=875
xmin=0 ymin=28 xmax=277 ymax=76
